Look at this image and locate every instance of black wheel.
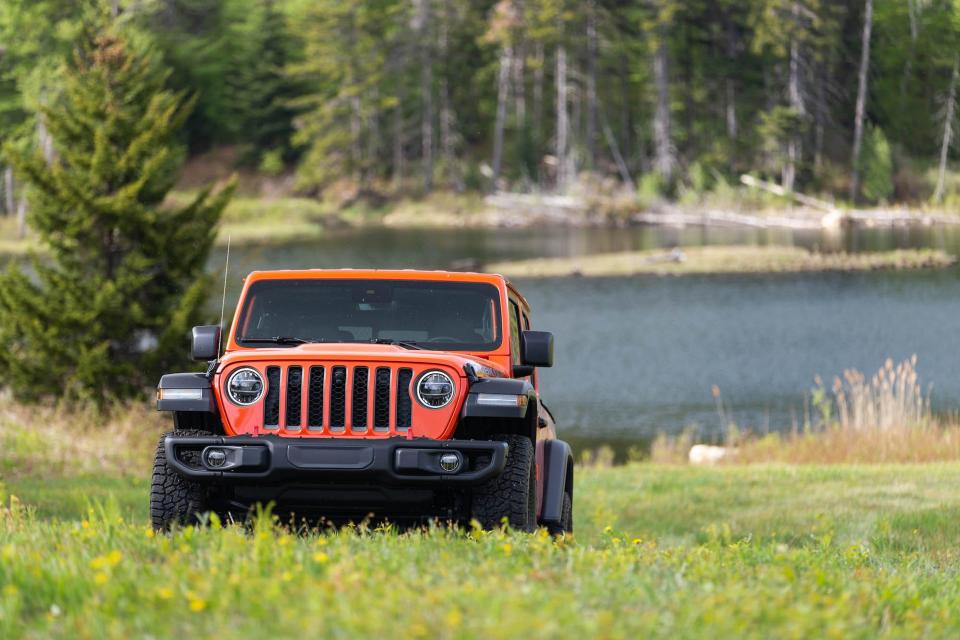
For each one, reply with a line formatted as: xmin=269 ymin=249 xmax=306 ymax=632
xmin=547 ymin=492 xmax=573 ymax=536
xmin=150 ymin=429 xmax=211 ymax=531
xmin=471 ymin=434 xmax=536 ymax=532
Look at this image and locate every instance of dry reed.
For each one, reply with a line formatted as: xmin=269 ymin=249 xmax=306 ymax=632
xmin=653 ymin=357 xmax=960 ymax=465
xmin=0 ymin=394 xmax=165 ymax=479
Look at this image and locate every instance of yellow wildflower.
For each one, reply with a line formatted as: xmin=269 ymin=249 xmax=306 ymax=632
xmin=313 ymin=552 xmax=330 ymax=564
xmin=445 ymin=610 xmax=463 ymax=626
xmin=94 ymin=572 xmax=109 ymax=585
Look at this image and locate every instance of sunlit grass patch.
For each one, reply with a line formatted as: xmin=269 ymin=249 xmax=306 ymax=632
xmin=3 ymin=486 xmax=960 ymax=639
xmin=0 ymin=397 xmax=163 ymax=480
xmin=488 ymin=246 xmax=957 ymax=278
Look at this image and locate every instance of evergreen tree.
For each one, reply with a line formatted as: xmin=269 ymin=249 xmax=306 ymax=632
xmin=226 ymin=0 xmax=301 ymax=168
xmin=0 ymin=14 xmax=233 ymax=403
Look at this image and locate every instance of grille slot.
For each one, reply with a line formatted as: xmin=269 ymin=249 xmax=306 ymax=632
xmin=396 ymin=368 xmax=413 ymax=431
xmin=285 ymin=366 xmax=303 ymax=429
xmin=258 ymin=364 xmax=428 ymax=434
xmin=307 ymin=366 xmax=325 ymax=430
xmin=374 ymin=368 xmax=391 ymax=431
xmin=329 ymin=366 xmax=347 ymax=431
xmin=352 ymin=367 xmax=369 ymax=431
xmin=264 ymin=366 xmax=281 ymax=429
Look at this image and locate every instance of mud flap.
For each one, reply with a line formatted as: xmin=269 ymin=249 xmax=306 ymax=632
xmin=536 ymin=439 xmax=573 ymax=526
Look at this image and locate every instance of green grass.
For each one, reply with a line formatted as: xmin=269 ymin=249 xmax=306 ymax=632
xmin=488 ymin=246 xmax=958 ymax=278
xmin=5 ymin=464 xmax=960 ymax=637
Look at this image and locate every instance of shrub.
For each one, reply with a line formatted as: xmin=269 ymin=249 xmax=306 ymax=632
xmin=861 ymin=126 xmax=894 ymax=204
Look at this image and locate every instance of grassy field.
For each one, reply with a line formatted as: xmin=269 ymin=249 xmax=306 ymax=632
xmin=5 ymin=462 xmax=960 ymax=637
xmin=487 ymin=246 xmax=958 ymax=278
xmin=5 ymin=385 xmax=960 ymax=638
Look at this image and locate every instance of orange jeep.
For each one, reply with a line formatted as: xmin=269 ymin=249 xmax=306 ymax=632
xmin=151 ymin=270 xmax=573 ymax=533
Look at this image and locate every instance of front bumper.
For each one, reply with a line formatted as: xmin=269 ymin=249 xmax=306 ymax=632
xmin=164 ymin=435 xmax=508 ymax=486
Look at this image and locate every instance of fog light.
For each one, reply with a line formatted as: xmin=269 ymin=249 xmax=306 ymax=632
xmin=204 ymin=448 xmax=227 ymax=468
xmin=439 ymin=452 xmax=461 ymax=473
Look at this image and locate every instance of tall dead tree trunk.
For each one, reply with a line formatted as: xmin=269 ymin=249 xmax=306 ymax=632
xmin=652 ymin=29 xmax=675 ymax=183
xmin=585 ymin=0 xmax=599 ymax=168
xmin=512 ymin=44 xmax=526 ymax=127
xmin=849 ymin=0 xmax=873 ymax=202
xmin=784 ymin=41 xmax=801 ymax=190
xmin=491 ymin=46 xmax=512 ymax=185
xmin=533 ymin=42 xmax=544 ymax=148
xmin=16 ymin=191 xmax=27 ymax=239
xmin=3 ymin=167 xmax=13 ymax=216
xmin=533 ymin=42 xmax=546 ymax=186
xmin=783 ymin=1 xmax=806 ymax=193
xmin=393 ymin=100 xmax=404 ymax=191
xmin=934 ymin=56 xmax=959 ymax=204
xmin=724 ymin=19 xmax=738 ymax=140
xmin=813 ymin=60 xmax=827 ymax=172
xmin=439 ymin=0 xmax=463 ymax=191
xmin=618 ymin=53 xmax=634 ymax=171
xmin=413 ymin=0 xmax=433 ymax=193
xmin=900 ymin=0 xmax=921 ymax=100
xmin=555 ymin=45 xmax=570 ymax=190
xmin=600 ymin=108 xmax=635 ymax=190
xmin=350 ymin=96 xmax=362 ymax=184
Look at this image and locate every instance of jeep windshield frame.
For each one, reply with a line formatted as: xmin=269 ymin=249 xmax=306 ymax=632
xmin=233 ymin=278 xmax=503 ymax=352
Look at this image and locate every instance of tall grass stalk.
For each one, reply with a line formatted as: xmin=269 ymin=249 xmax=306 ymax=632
xmin=653 ymin=357 xmax=958 ymax=465
xmin=832 ymin=356 xmax=930 ymax=431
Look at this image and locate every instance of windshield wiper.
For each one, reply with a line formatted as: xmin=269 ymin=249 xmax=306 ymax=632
xmin=240 ymin=336 xmax=315 ymax=346
xmin=370 ymin=338 xmax=423 ymax=350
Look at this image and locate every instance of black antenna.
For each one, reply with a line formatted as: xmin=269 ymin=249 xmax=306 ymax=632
xmin=218 ymin=235 xmax=231 ymax=358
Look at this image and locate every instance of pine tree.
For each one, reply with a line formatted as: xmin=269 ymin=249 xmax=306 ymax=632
xmin=0 ymin=14 xmax=233 ymax=403
xmin=226 ymin=0 xmax=301 ymax=168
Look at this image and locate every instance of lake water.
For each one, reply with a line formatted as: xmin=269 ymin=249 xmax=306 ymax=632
xmin=210 ymin=224 xmax=960 ymax=450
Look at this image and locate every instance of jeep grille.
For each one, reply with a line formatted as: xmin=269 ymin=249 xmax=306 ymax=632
xmin=263 ymin=364 xmax=415 ymax=434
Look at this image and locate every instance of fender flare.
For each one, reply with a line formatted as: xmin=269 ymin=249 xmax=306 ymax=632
xmin=537 ymin=439 xmax=573 ymax=525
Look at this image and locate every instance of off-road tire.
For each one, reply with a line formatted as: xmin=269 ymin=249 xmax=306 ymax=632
xmin=150 ymin=429 xmax=211 ymax=531
xmin=471 ymin=434 xmax=536 ymax=532
xmin=547 ymin=492 xmax=573 ymax=536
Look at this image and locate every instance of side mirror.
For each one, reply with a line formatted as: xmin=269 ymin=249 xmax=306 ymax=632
xmin=520 ymin=330 xmax=554 ymax=367
xmin=191 ymin=325 xmax=221 ymax=361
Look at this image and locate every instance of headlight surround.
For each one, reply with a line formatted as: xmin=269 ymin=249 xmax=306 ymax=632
xmin=226 ymin=367 xmax=265 ymax=406
xmin=415 ymin=370 xmax=455 ymax=409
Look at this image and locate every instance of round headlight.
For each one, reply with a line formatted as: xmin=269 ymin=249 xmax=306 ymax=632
xmin=226 ymin=367 xmax=264 ymax=406
xmin=416 ymin=370 xmax=455 ymax=409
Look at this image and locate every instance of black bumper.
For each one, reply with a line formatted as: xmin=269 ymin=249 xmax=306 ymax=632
xmin=164 ymin=435 xmax=508 ymax=486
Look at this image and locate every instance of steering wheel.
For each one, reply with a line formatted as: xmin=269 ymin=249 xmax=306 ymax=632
xmin=425 ymin=336 xmax=465 ymax=343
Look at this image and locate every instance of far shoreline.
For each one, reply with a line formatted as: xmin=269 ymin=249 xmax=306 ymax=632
xmin=3 ymin=191 xmax=960 ymax=258
xmin=486 ymin=246 xmax=958 ymax=278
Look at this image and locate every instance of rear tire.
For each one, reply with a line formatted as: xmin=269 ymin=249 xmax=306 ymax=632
xmin=150 ymin=430 xmax=211 ymax=531
xmin=471 ymin=434 xmax=536 ymax=532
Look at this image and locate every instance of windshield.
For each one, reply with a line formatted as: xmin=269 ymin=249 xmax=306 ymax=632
xmin=235 ymin=279 xmax=502 ymax=351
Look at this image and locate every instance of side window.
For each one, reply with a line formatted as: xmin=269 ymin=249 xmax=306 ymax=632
xmin=509 ymin=300 xmax=522 ymax=364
